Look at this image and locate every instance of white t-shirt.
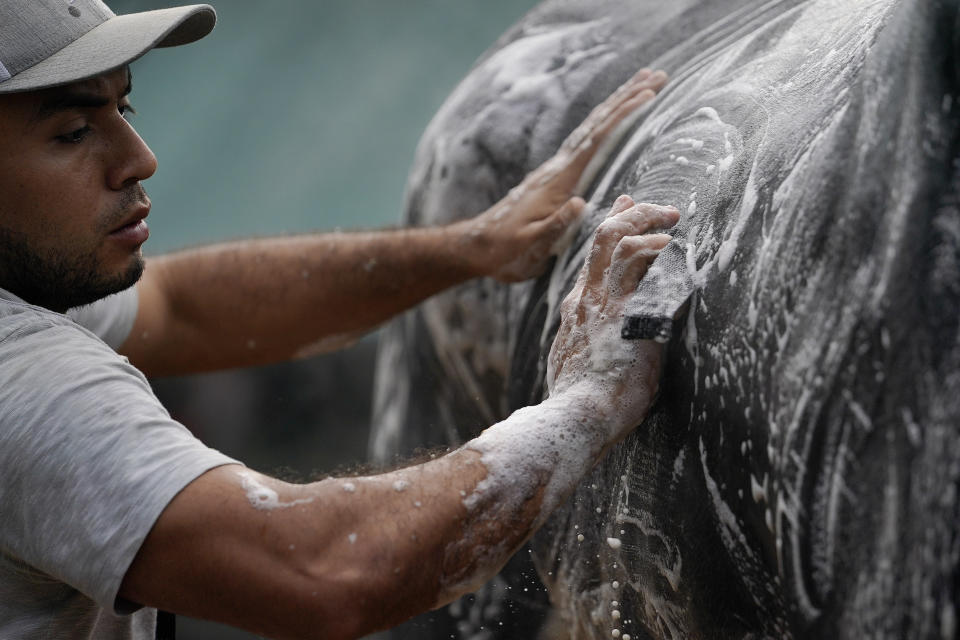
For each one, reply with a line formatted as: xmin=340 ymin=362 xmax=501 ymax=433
xmin=0 ymin=286 xmax=238 ymax=639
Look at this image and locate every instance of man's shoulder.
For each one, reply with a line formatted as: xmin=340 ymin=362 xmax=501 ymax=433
xmin=0 ymin=295 xmax=100 ymax=349
xmin=0 ymin=285 xmax=137 ymax=351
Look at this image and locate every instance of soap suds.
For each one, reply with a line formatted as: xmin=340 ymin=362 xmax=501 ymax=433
xmin=238 ymin=471 xmax=314 ymax=511
xmin=677 ymin=137 xmax=705 ymax=150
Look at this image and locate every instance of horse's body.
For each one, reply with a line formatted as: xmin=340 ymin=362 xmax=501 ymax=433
xmin=372 ymin=1 xmax=960 ymax=637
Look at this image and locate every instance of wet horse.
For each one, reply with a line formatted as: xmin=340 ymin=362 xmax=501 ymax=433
xmin=371 ymin=0 xmax=960 ymax=637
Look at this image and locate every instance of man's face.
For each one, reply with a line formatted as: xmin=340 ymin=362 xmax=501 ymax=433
xmin=0 ymin=67 xmax=158 ymax=312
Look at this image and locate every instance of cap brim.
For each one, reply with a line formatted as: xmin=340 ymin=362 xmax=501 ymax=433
xmin=0 ymin=4 xmax=216 ymax=94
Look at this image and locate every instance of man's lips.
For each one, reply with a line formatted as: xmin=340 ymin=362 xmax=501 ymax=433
xmin=109 ymin=205 xmax=150 ymax=245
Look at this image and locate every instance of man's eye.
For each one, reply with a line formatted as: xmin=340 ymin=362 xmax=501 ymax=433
xmin=57 ymin=126 xmax=91 ymax=144
xmin=119 ymin=104 xmax=136 ymax=120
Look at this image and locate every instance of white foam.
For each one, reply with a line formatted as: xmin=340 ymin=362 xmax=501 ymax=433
xmin=694 ymin=106 xmax=723 ymax=123
xmin=717 ymin=154 xmax=734 ymax=174
xmin=238 ymin=471 xmax=314 ymax=511
xmin=676 ymin=137 xmax=705 ymax=150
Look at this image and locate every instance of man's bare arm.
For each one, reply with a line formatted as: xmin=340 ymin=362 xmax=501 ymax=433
xmin=119 ymin=198 xmax=680 ymax=639
xmin=120 ymin=69 xmax=668 ymax=377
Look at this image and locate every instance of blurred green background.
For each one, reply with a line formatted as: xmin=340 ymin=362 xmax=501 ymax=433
xmin=113 ymin=0 xmax=538 ymax=248
xmin=107 ymin=0 xmax=539 ymax=638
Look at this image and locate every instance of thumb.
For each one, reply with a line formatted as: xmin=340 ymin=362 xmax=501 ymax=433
xmin=549 ymin=197 xmax=587 ymax=256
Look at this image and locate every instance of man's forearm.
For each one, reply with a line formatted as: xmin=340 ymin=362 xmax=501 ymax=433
xmin=124 ymin=225 xmax=486 ymax=376
xmin=120 ymin=196 xmax=676 ymax=639
xmin=120 ymin=394 xmax=611 ymax=640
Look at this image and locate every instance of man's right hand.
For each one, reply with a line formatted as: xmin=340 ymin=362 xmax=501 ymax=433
xmin=547 ymin=195 xmax=680 ymax=443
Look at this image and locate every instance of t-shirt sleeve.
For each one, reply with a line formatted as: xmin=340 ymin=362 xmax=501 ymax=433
xmin=66 ymin=286 xmax=139 ymax=350
xmin=0 ymin=320 xmax=238 ymax=612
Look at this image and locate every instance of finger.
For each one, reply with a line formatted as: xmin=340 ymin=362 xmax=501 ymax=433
xmin=596 ymin=68 xmax=653 ymax=110
xmin=636 ymin=68 xmax=668 ymax=93
xmin=583 ymin=202 xmax=677 ymax=301
xmin=554 ymin=196 xmax=586 ymax=227
xmin=588 ymin=202 xmax=677 ymax=281
xmin=578 ymin=71 xmax=650 ymax=130
xmin=627 ymin=67 xmax=653 ymax=84
xmin=560 ymin=69 xmax=669 ymax=157
xmin=607 ymin=202 xmax=680 ymax=234
xmin=590 ymin=88 xmax=656 ymax=139
xmin=569 ymin=87 xmax=661 ymax=162
xmin=608 ymin=194 xmax=636 ymax=217
xmin=610 ymin=233 xmax=672 ymax=298
xmin=546 ymin=197 xmax=587 ymax=256
xmin=587 ymin=69 xmax=667 ymax=132
xmin=592 ymin=69 xmax=666 ymax=124
xmin=585 ymin=217 xmax=643 ymax=291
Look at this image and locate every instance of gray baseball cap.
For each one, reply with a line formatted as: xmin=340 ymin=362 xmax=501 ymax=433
xmin=0 ymin=0 xmax=216 ymax=94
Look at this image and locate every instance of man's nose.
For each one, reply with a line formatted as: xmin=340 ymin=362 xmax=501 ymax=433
xmin=106 ymin=119 xmax=158 ymax=190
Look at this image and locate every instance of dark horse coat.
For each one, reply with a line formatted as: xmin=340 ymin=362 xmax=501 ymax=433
xmin=371 ymin=1 xmax=960 ymax=637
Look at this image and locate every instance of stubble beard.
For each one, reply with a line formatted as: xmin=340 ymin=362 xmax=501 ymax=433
xmin=0 ymin=225 xmax=144 ymax=313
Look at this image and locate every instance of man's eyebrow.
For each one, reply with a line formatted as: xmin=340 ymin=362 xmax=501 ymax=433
xmin=31 ymin=73 xmax=133 ymax=124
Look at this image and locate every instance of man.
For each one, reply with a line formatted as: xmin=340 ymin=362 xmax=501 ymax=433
xmin=0 ymin=1 xmax=678 ymax=638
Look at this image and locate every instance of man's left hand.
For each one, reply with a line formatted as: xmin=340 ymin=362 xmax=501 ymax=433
xmin=458 ymin=68 xmax=669 ymax=283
